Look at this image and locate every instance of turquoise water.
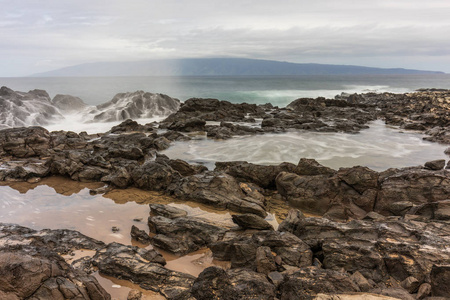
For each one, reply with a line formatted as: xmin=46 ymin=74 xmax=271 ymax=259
xmin=1 ymin=74 xmax=449 ymax=106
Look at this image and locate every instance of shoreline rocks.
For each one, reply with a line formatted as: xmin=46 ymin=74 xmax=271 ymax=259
xmin=1 ymin=88 xmax=450 ymax=299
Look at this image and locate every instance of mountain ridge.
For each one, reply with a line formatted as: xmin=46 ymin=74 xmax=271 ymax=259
xmin=32 ymin=58 xmax=445 ymax=77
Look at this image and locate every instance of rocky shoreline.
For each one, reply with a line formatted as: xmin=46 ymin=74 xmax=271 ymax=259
xmin=0 ymin=88 xmax=449 ymax=299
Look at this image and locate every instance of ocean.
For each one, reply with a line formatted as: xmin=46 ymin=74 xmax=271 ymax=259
xmin=1 ymin=74 xmax=450 ymax=107
xmin=1 ymin=74 xmax=449 ymax=170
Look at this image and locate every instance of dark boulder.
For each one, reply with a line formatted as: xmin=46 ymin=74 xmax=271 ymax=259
xmin=130 ymin=225 xmax=151 ymax=245
xmin=279 ymin=267 xmax=360 ymax=300
xmin=148 ymin=215 xmax=227 ymax=255
xmin=0 ymin=126 xmax=52 ymax=158
xmin=168 ymin=172 xmax=267 ymax=217
xmin=430 ymin=265 xmax=450 ymax=297
xmin=191 ymin=267 xmax=276 ymax=300
xmin=424 ymin=159 xmax=446 ymax=170
xmin=231 ymin=213 xmax=274 ymax=230
xmin=215 ymin=161 xmax=296 ymax=188
xmin=149 ymin=204 xmax=188 ymax=219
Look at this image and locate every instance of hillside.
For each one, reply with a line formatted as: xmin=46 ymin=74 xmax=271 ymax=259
xmin=32 ymin=58 xmax=444 ymax=77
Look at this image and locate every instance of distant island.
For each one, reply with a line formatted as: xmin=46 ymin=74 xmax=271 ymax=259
xmin=32 ymin=58 xmax=445 ymax=77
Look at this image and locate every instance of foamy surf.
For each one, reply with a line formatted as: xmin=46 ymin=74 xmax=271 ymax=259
xmin=43 ymin=111 xmax=164 ymax=134
xmin=161 ymin=120 xmax=448 ymax=171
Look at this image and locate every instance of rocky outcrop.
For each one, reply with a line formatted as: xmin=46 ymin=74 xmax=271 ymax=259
xmin=52 ymin=94 xmax=87 ymax=112
xmin=148 ymin=214 xmax=228 ymax=255
xmin=215 ymin=161 xmax=296 ymax=188
xmin=90 ymin=91 xmax=180 ymax=122
xmin=210 ymin=230 xmax=312 ymax=270
xmin=0 ymin=126 xmax=53 ymax=158
xmin=91 ymin=242 xmax=195 ymax=299
xmin=191 ymin=267 xmax=276 ymax=300
xmin=168 ymin=172 xmax=267 ymax=217
xmin=231 ymin=213 xmax=274 ymax=230
xmin=276 ymin=160 xmax=450 ymax=220
xmin=0 ymin=223 xmax=109 ymax=300
xmin=0 ymin=86 xmax=63 ymax=129
xmin=280 ymin=267 xmax=360 ymax=300
xmin=0 ymin=223 xmax=198 ymax=300
xmin=279 ymin=209 xmax=450 ymax=291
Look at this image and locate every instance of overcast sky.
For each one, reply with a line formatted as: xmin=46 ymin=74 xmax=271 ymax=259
xmin=1 ymin=0 xmax=450 ymax=76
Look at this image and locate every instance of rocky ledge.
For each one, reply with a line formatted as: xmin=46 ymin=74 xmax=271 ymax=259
xmin=2 ymin=203 xmax=450 ymax=299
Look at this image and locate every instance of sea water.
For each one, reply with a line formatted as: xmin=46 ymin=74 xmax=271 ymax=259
xmin=1 ymin=74 xmax=449 ymax=168
xmin=2 ymin=74 xmax=450 ymax=107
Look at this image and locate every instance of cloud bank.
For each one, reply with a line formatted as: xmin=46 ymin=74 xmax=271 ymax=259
xmin=1 ymin=0 xmax=449 ymax=76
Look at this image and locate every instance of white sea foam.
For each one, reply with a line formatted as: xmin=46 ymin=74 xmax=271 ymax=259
xmin=43 ymin=111 xmax=164 ymax=134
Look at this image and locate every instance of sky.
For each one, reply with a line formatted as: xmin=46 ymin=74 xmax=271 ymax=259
xmin=1 ymin=0 xmax=450 ymax=76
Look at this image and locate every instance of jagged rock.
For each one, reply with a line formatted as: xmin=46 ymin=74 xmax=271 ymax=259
xmin=0 ymin=251 xmax=110 ymax=300
xmin=231 ymin=213 xmax=274 ymax=230
xmin=0 ymin=86 xmax=63 ymax=128
xmin=400 ymin=276 xmax=420 ymax=293
xmin=255 ymin=246 xmax=277 ymax=274
xmin=295 ymin=158 xmax=336 ymax=176
xmin=191 ymin=266 xmax=276 ymax=300
xmin=424 ymin=159 xmax=446 ymax=170
xmin=371 ymin=288 xmax=415 ymax=300
xmin=167 ymin=117 xmax=206 ymax=132
xmin=168 ymin=172 xmax=267 ymax=217
xmin=0 ymin=126 xmax=52 ymax=158
xmin=149 ymin=204 xmax=188 ymax=219
xmin=210 ymin=230 xmax=312 ymax=270
xmin=190 ymin=267 xmax=236 ymax=300
xmin=351 ymin=271 xmax=373 ymax=292
xmin=337 ymin=166 xmax=379 ymax=194
xmin=130 ymin=225 xmax=151 ymax=245
xmin=127 ymin=290 xmax=142 ymax=300
xmin=430 ymin=264 xmax=450 ymax=297
xmin=52 ymin=94 xmax=87 ymax=112
xmin=280 ymin=267 xmax=360 ymax=300
xmin=148 ymin=215 xmax=227 ymax=255
xmin=375 ymin=168 xmax=450 ymax=215
xmin=388 ymin=201 xmax=414 ymax=216
xmin=168 ymin=159 xmax=207 ymax=176
xmin=92 ymin=242 xmax=193 ymax=300
xmin=162 ymin=98 xmax=262 ymax=126
xmin=91 ymin=91 xmax=180 ymax=122
xmin=152 ymin=136 xmax=171 ymax=150
xmin=278 ymin=209 xmax=450 ymax=285
xmin=131 ymin=159 xmax=181 ymax=191
xmin=416 ymin=283 xmax=432 ymax=299
xmin=101 ymin=166 xmax=131 ymax=188
xmin=0 ymin=223 xmax=110 ymax=300
xmin=110 ymin=119 xmax=155 ymax=133
xmin=215 ymin=161 xmax=296 ymax=188
xmin=313 ymin=293 xmax=400 ymax=299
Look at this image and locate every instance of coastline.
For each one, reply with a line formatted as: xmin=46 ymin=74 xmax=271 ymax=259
xmin=1 ymin=88 xmax=449 ymax=299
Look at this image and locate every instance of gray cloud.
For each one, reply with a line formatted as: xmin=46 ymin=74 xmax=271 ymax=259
xmin=1 ymin=0 xmax=450 ymax=76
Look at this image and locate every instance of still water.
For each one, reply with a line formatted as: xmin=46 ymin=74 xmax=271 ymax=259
xmin=162 ymin=120 xmax=449 ymax=172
